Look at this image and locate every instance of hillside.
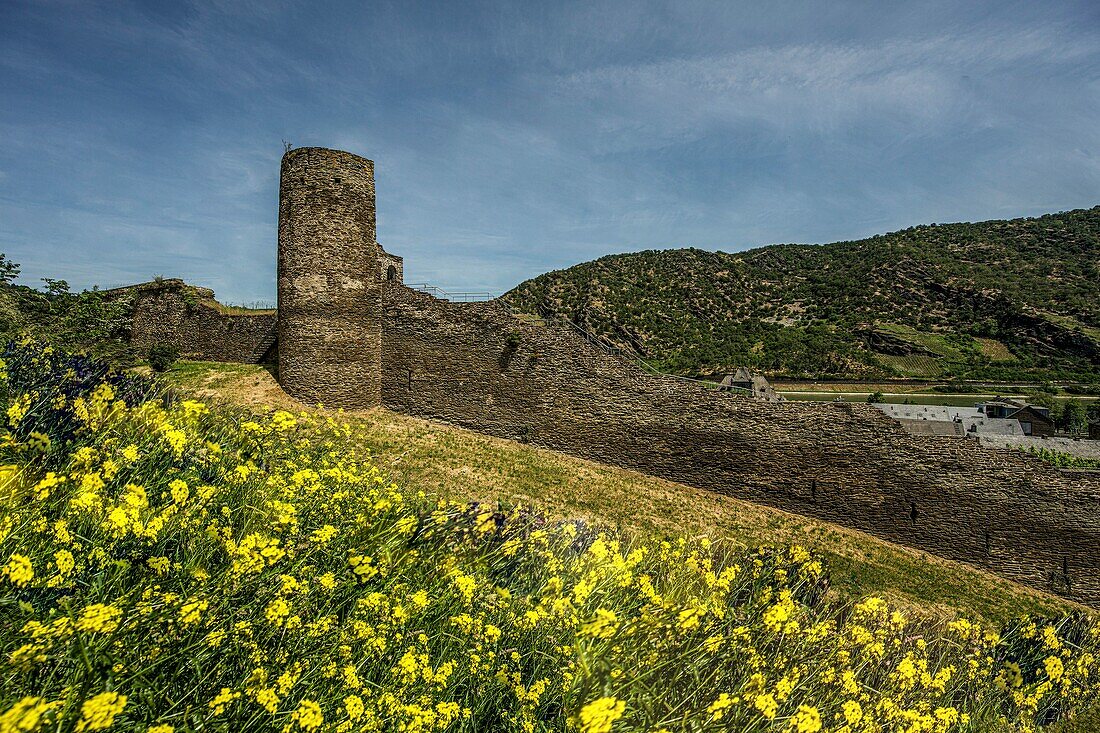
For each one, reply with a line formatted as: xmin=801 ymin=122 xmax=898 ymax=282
xmin=505 ymin=207 xmax=1100 ymax=381
xmin=165 ymin=360 xmax=1076 ymax=625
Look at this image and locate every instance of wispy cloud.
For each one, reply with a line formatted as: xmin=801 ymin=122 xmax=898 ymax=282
xmin=552 ymin=25 xmax=1098 ymax=146
xmin=0 ymin=1 xmax=1097 ymax=299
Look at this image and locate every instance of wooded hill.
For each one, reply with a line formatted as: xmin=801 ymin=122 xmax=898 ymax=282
xmin=505 ymin=206 xmax=1100 ymax=382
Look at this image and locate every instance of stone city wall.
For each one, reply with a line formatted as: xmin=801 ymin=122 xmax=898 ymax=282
xmin=115 ymin=280 xmax=276 ymax=363
xmin=380 ymin=283 xmax=1100 ymax=608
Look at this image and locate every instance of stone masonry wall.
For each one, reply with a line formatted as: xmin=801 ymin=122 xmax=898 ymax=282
xmin=278 ymin=147 xmax=383 ymax=409
xmin=381 ymin=283 xmax=1100 ymax=608
xmin=116 ymin=280 xmax=276 ymax=363
xmin=379 ymin=250 xmax=403 ymax=283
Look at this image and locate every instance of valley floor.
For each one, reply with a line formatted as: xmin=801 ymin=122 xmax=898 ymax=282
xmin=164 ymin=361 xmax=1083 ymax=626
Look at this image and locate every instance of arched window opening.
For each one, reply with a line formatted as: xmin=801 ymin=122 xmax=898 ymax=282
xmin=386 ymin=265 xmax=397 ymax=281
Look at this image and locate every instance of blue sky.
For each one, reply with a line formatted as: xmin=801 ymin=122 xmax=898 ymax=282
xmin=1 ymin=1 xmax=1098 ymax=303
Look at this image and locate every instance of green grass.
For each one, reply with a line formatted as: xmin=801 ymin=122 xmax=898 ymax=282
xmin=164 ymin=360 xmax=1082 ymax=626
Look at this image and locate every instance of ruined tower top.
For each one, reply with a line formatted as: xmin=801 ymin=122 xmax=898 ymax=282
xmin=276 ymin=147 xmax=383 ymax=409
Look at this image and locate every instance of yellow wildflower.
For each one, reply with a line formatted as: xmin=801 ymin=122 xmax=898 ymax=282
xmin=677 ymin=604 xmax=705 ymax=632
xmin=53 ymin=549 xmax=74 ymax=575
xmin=265 ymin=599 xmax=290 ymax=627
xmin=256 ymin=688 xmax=279 ymax=714
xmin=344 ymin=695 xmax=364 ymax=721
xmin=169 ymin=479 xmax=189 ymax=504
xmin=582 ymin=609 xmax=619 ymax=640
xmin=788 ymin=705 xmax=821 ymax=733
xmin=179 ymin=599 xmax=208 ymax=625
xmin=578 ymin=697 xmax=625 ymax=733
xmin=451 ymin=570 xmax=476 ymax=601
xmin=1 ymin=697 xmax=60 ymax=733
xmin=292 ymin=699 xmax=323 ymax=731
xmin=753 ymin=693 xmax=777 ymax=720
xmin=3 ymin=554 xmax=34 ymax=586
xmin=7 ymin=393 xmax=31 ymax=425
xmin=33 ymin=472 xmax=65 ymax=501
xmin=707 ymin=693 xmax=735 ymax=721
xmin=1044 ymin=656 xmax=1064 ymax=681
xmin=349 ymin=554 xmax=378 ymax=582
xmin=842 ymin=700 xmax=863 ymax=726
xmin=26 ymin=431 xmax=51 ymax=453
xmin=208 ymin=688 xmax=240 ymax=715
xmin=76 ymin=604 xmax=122 ymax=634
xmin=75 ymin=692 xmax=127 ymax=731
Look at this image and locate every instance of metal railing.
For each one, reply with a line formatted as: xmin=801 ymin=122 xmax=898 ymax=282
xmin=407 ymin=281 xmax=752 ymax=395
xmin=407 ymin=283 xmax=495 ymax=302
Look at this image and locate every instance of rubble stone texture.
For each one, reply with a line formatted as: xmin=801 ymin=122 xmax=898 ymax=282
xmin=106 ymin=279 xmax=276 ymax=363
xmin=277 ymin=147 xmax=383 ymax=409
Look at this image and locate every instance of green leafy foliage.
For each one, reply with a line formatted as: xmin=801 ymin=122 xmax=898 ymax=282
xmin=0 ymin=254 xmax=21 ymax=286
xmin=0 ymin=254 xmax=134 ymax=361
xmin=505 ymin=207 xmax=1100 ymax=381
xmin=148 ymin=344 xmax=180 ymax=373
xmin=1024 ymin=447 xmax=1100 ymax=470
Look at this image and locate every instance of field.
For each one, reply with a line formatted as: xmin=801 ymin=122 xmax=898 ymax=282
xmin=3 ymin=347 xmax=1099 ymax=733
xmin=975 ymin=339 xmax=1017 ymax=363
xmin=769 ymin=379 xmax=1099 ymax=408
xmin=871 ymin=355 xmax=944 ymax=379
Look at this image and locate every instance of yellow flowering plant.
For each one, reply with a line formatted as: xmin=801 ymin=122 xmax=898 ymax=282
xmin=0 ymin=342 xmax=1098 ymax=732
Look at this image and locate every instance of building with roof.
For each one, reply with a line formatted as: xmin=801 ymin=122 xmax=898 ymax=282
xmin=978 ymin=399 xmax=1055 ymax=437
xmin=875 ymin=403 xmax=1025 ymax=438
xmin=718 ymin=368 xmax=781 ymax=401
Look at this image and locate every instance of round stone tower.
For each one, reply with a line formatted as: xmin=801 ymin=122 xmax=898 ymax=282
xmin=277 ymin=147 xmax=382 ymax=409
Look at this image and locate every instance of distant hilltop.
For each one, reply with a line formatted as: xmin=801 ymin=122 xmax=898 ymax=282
xmin=505 ymin=206 xmax=1100 ymax=383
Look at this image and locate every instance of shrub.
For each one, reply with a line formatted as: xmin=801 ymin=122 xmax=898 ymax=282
xmin=148 ymin=343 xmax=179 ymax=372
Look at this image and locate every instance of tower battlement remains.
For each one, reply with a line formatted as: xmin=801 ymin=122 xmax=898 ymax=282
xmin=277 ymin=147 xmax=383 ymax=409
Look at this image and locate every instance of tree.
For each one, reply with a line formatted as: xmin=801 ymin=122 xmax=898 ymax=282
xmin=1059 ymin=399 xmax=1087 ymax=435
xmin=0 ymin=253 xmax=20 ymax=285
xmin=40 ymin=278 xmax=70 ymax=297
xmin=867 ymin=391 xmax=885 ymax=404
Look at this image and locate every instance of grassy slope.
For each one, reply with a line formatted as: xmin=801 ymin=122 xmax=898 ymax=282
xmin=164 ymin=361 xmax=1080 ymax=626
xmin=504 ymin=206 xmax=1100 ymax=381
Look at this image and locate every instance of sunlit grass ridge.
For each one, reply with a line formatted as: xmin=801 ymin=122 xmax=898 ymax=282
xmin=0 ymin=342 xmax=1098 ymax=733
